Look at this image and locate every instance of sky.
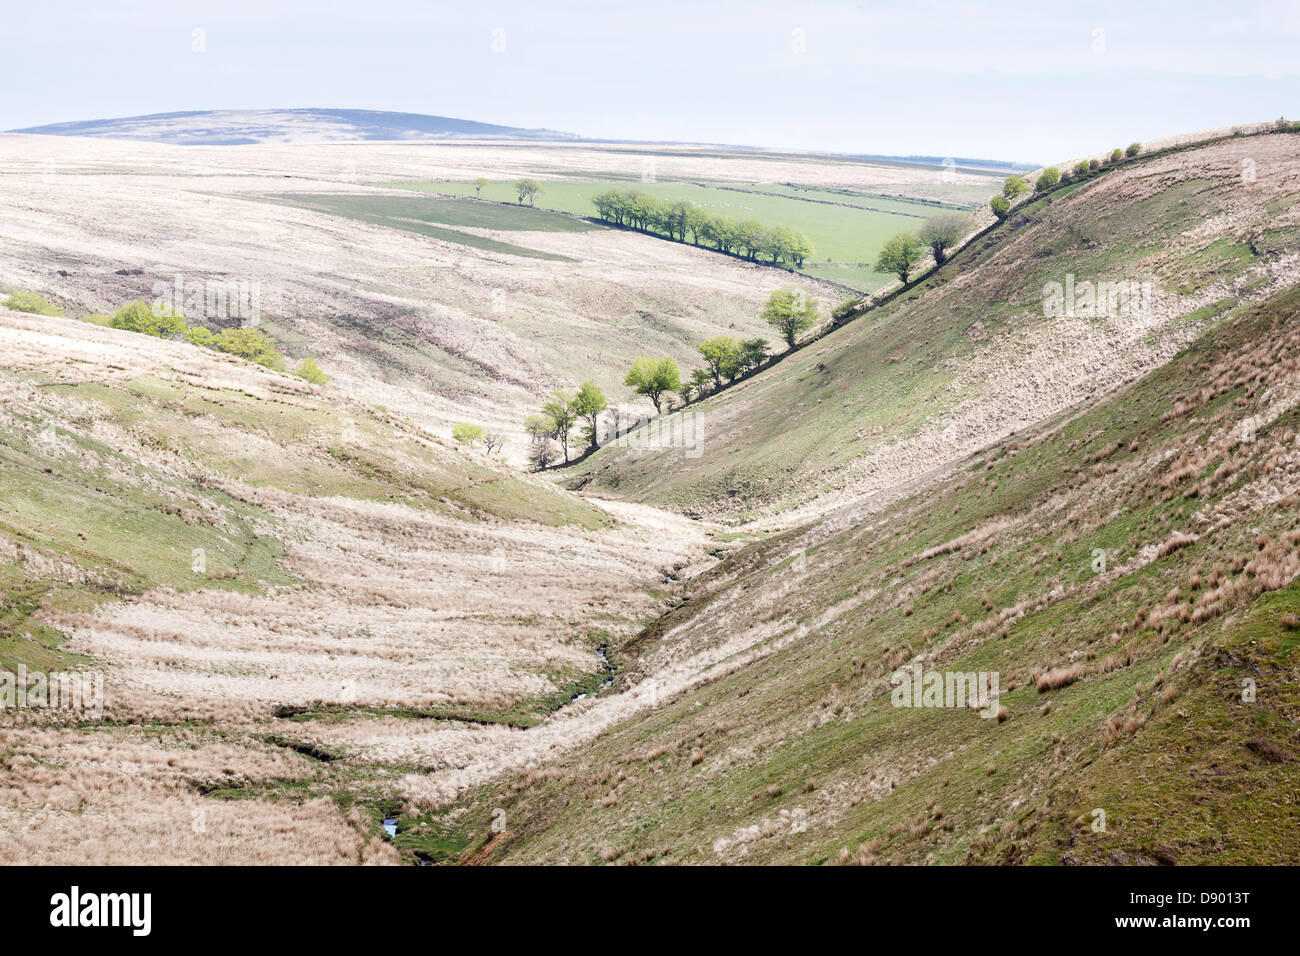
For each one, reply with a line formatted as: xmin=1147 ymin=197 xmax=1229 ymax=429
xmin=3 ymin=0 xmax=1298 ymax=163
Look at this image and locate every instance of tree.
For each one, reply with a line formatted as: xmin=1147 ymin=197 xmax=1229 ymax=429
xmin=1003 ymin=175 xmax=1029 ymax=200
xmin=739 ymin=337 xmax=771 ymax=372
xmin=570 ymin=381 xmax=607 ymax=453
xmin=624 ymin=357 xmax=681 ymax=414
xmin=523 ymin=413 xmax=552 ymax=443
xmin=1072 ymin=160 xmax=1090 ymax=179
xmin=1108 ymin=148 xmax=1123 ymax=164
xmin=528 ymin=439 xmax=558 ymax=471
xmin=664 ymin=201 xmax=690 ymax=242
xmin=786 ymin=230 xmax=814 ymax=268
xmin=4 ymin=291 xmax=62 ymax=316
xmin=736 ymin=220 xmax=767 ymax=260
xmin=698 ymin=337 xmax=741 ymax=388
xmin=875 ymin=231 xmax=926 ymax=285
xmin=516 ymin=179 xmax=542 ymax=205
xmin=294 ymin=357 xmax=329 ymax=384
xmin=688 ymin=367 xmax=714 ymax=400
xmin=761 ymin=287 xmax=819 ymax=348
xmin=917 ymin=213 xmax=968 ymax=266
xmin=111 ymin=300 xmax=187 ymax=339
xmin=474 ymin=177 xmax=490 ymax=198
xmin=1126 ymin=142 xmax=1142 ymax=158
xmin=542 ymin=391 xmax=577 ymax=462
xmin=683 ymin=205 xmax=708 ymax=245
xmin=1034 ymin=167 xmax=1061 ymax=192
xmin=592 ymin=189 xmax=627 ymax=225
xmin=452 ymin=422 xmax=484 ymax=446
xmin=482 ymin=432 xmax=505 ymax=456
xmin=990 ymin=194 xmax=1010 ymax=220
xmin=211 ymin=327 xmax=284 ymax=370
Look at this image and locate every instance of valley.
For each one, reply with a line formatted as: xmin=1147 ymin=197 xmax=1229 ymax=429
xmin=2 ymin=119 xmax=1298 ymax=867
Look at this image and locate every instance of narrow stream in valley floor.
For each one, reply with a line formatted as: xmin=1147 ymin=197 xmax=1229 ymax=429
xmin=569 ymin=643 xmax=615 ymax=704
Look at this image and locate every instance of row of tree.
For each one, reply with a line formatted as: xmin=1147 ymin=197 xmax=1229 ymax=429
xmin=590 ymin=189 xmax=815 ymax=268
xmin=990 ymin=143 xmax=1142 ymax=219
xmin=521 ymin=381 xmax=609 ymax=469
xmin=472 ymin=177 xmax=544 ymax=205
xmin=873 ymin=212 xmax=971 ymax=284
xmin=876 ymin=142 xmax=1141 ymax=284
xmin=509 ymin=287 xmax=824 ymax=468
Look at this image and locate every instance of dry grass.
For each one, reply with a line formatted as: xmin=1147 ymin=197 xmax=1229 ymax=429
xmin=0 ymin=135 xmax=852 ymax=462
xmin=0 ymin=728 xmax=398 ymax=865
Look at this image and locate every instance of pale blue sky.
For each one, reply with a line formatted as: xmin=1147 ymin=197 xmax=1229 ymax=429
xmin=4 ymin=0 xmax=1297 ymax=162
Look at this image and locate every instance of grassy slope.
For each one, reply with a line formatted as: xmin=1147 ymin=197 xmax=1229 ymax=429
xmin=560 ymin=140 xmax=1300 ymax=522
xmin=0 ymin=331 xmax=608 ymax=674
xmin=385 ymin=178 xmax=934 ymax=290
xmin=434 ymin=284 xmax=1300 ymax=865
xmin=268 ymin=193 xmax=597 ymax=261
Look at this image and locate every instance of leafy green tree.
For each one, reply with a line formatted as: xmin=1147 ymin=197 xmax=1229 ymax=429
xmin=624 ymin=357 xmax=681 ymax=413
xmin=761 ymin=287 xmax=819 ymax=348
xmin=185 ymin=326 xmax=215 ymax=346
xmin=1072 ymin=160 xmax=1090 ymax=178
xmin=571 ymin=380 xmax=608 ymax=453
xmin=664 ymin=201 xmax=691 ymax=242
xmin=592 ymin=189 xmax=626 ymax=224
xmin=516 ymin=179 xmax=542 ymax=205
xmin=785 ymin=230 xmax=814 ymax=268
xmin=1035 ymin=167 xmax=1061 ymax=191
xmin=702 ymin=216 xmax=738 ymax=253
xmin=1125 ymin=142 xmax=1142 ymax=158
xmin=683 ymin=205 xmax=708 ymax=245
xmin=111 ymin=300 xmax=187 ymax=338
xmin=918 ymin=213 xmax=969 ymax=266
xmin=990 ymin=194 xmax=1010 ymax=220
xmin=4 ymin=291 xmax=63 ymax=316
xmin=698 ymin=337 xmax=741 ymax=388
xmin=542 ymin=391 xmax=577 ymax=462
xmin=736 ymin=220 xmax=767 ymax=260
xmin=523 ymin=413 xmax=552 ymax=443
xmin=211 ymin=327 xmax=285 ymax=370
xmin=875 ymin=231 xmax=926 ymax=284
xmin=688 ymin=367 xmax=714 ymax=399
xmin=739 ymin=337 xmax=771 ymax=372
xmin=1108 ymin=148 xmax=1123 ymax=164
xmin=626 ymin=192 xmax=654 ymax=230
xmin=1003 ymin=175 xmax=1028 ymax=200
xmin=294 ymin=357 xmax=329 ymax=384
xmin=452 ymin=423 xmax=484 ymax=446
xmin=474 ymin=177 xmax=490 ymax=198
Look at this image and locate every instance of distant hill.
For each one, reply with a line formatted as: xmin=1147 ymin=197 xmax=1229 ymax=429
xmin=8 ymin=107 xmax=578 ymax=145
xmin=9 ymin=109 xmax=1033 ymax=169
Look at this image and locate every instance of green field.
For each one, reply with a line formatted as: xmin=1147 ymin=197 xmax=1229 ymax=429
xmin=268 ymin=193 xmax=598 ymax=261
xmin=381 ymin=178 xmax=955 ymax=291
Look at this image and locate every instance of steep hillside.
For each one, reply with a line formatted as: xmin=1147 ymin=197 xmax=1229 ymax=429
xmin=0 ymin=308 xmax=708 ymax=863
xmin=427 ymin=283 xmax=1300 ymax=865
xmin=565 ymin=131 xmax=1300 ymax=525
